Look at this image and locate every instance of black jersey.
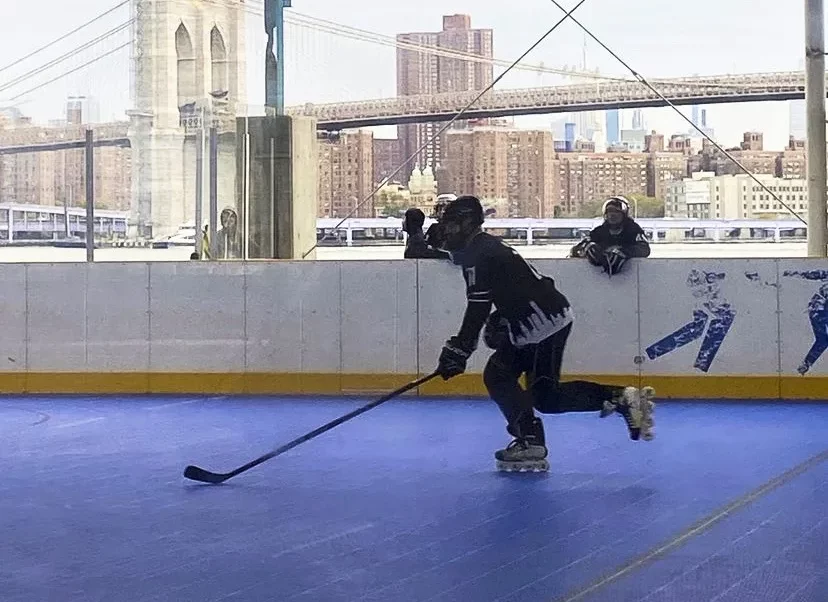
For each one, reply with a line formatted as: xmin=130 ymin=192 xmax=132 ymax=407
xmin=587 ymin=220 xmax=650 ymax=255
xmin=454 ymin=232 xmax=573 ymax=348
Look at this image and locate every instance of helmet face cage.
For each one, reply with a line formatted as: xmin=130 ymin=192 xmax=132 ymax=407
xmin=439 ymin=196 xmax=484 ymax=252
xmin=602 ymin=196 xmax=629 ymax=225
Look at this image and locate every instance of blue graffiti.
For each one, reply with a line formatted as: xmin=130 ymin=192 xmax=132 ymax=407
xmin=645 ymin=269 xmax=736 ymax=373
xmin=783 ymin=270 xmax=828 ymax=375
xmin=744 ymin=271 xmax=778 ymax=288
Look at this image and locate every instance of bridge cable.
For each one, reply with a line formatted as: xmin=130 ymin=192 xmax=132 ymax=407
xmin=199 ymin=0 xmax=774 ymax=92
xmin=301 ymin=0 xmax=591 ymax=258
xmin=0 ymin=20 xmax=133 ymax=94
xmin=199 ymin=0 xmax=610 ymax=83
xmin=546 ymin=0 xmax=807 ymax=226
xmin=0 ymin=0 xmax=130 ymax=76
xmin=285 ymin=11 xmax=768 ymax=91
xmin=7 ymin=42 xmax=132 ymax=103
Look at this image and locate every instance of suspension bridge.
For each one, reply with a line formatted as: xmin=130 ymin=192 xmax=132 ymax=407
xmin=0 ymin=1 xmax=810 ymax=127
xmin=288 ymin=71 xmax=809 ymax=130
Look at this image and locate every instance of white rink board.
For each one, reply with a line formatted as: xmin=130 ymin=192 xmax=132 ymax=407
xmin=535 ymin=258 xmax=640 ymax=376
xmin=0 ymin=257 xmax=825 ymax=398
xmin=639 ymin=259 xmax=780 ymax=377
xmin=149 ymin=263 xmax=246 ymax=372
xmin=245 ymin=261 xmax=341 ymax=373
xmin=0 ymin=264 xmax=26 ymax=372
xmin=87 ymin=263 xmax=150 ymax=372
xmin=26 ymin=264 xmax=87 ymax=372
xmin=340 ymin=261 xmax=418 ymax=375
xmin=778 ymin=260 xmax=828 ymax=378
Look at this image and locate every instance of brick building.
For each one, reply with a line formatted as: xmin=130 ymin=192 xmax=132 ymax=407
xmin=0 ymin=121 xmax=131 ymax=211
xmin=396 ymin=15 xmax=493 ymax=181
xmin=317 ymin=130 xmax=374 ymax=218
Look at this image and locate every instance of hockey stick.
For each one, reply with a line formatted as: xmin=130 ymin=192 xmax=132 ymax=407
xmin=183 ymin=371 xmax=439 ymax=484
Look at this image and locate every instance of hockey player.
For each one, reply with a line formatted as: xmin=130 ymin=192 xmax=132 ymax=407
xmin=434 ymin=195 xmax=655 ymax=472
xmin=570 ymin=196 xmax=651 ymax=276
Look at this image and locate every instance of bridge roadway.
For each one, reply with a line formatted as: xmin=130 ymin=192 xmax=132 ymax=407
xmin=288 ymin=71 xmax=812 ymax=130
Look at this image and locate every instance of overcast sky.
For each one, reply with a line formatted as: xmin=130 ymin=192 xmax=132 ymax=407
xmin=0 ymin=0 xmax=816 ymax=148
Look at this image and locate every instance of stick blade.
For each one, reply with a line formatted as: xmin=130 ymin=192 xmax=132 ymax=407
xmin=183 ymin=465 xmax=228 ymax=484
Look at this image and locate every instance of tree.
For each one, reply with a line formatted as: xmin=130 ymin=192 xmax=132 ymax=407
xmin=375 ymin=190 xmax=408 ymax=217
xmin=576 ymin=194 xmax=665 ymax=219
xmin=576 ymin=198 xmax=603 ymax=218
xmin=627 ymin=194 xmax=665 ymax=218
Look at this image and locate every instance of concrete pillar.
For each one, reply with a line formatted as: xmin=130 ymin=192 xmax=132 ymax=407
xmin=236 ymin=115 xmax=318 ymax=259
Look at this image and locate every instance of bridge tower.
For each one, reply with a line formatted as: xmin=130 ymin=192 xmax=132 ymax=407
xmin=128 ymin=0 xmax=246 ymax=239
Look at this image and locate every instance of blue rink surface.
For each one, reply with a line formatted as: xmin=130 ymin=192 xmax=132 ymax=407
xmin=1 ymin=395 xmax=827 ymax=602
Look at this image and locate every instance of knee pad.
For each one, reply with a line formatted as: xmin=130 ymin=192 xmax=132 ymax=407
xmin=484 ymin=310 xmax=510 ymax=350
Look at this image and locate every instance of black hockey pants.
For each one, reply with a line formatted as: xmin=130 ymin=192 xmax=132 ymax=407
xmin=482 ymin=323 xmax=623 ymax=435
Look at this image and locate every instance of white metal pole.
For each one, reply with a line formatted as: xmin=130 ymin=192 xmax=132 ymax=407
xmin=85 ymin=128 xmax=95 ymax=262
xmin=805 ymin=0 xmax=827 ymax=257
xmin=195 ymin=108 xmax=204 ymax=257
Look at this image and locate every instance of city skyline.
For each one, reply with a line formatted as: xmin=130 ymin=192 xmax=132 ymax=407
xmin=0 ymin=0 xmax=813 ymax=151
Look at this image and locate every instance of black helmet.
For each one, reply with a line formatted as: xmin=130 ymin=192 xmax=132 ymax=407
xmin=442 ymin=195 xmax=484 ymax=225
xmin=402 ymin=207 xmax=425 ymax=234
xmin=439 ymin=195 xmax=485 ymax=252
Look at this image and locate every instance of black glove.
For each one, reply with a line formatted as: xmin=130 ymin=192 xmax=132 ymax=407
xmin=437 ymin=337 xmax=472 ymax=380
xmin=569 ymin=239 xmax=588 ymax=258
xmin=584 ymin=242 xmax=602 ymax=266
xmin=605 ymin=247 xmax=628 ymax=277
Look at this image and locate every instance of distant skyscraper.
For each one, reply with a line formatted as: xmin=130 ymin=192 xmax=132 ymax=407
xmin=606 ymin=109 xmax=620 ymax=144
xmin=396 ymin=15 xmax=493 ymax=182
xmin=691 ymin=105 xmax=700 ymax=127
xmin=66 ymin=96 xmax=100 ymax=125
xmin=688 ymin=105 xmax=713 ymax=138
xmin=631 ymin=109 xmax=644 ymax=131
xmin=564 ymin=122 xmax=576 ymax=151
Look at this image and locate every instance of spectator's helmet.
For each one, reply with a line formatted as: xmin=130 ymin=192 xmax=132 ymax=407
xmin=433 ymin=193 xmax=457 ymax=219
xmin=602 ymin=196 xmax=630 ymax=227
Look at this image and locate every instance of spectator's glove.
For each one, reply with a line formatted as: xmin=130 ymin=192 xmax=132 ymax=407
xmin=584 ymin=242 xmax=603 ymax=266
xmin=605 ymin=246 xmax=629 ymax=277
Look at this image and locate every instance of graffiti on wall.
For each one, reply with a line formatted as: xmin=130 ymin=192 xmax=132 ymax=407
xmin=645 ymin=269 xmax=735 ymax=373
xmin=644 ymin=267 xmax=827 ymax=375
xmin=783 ymin=270 xmax=828 ymax=375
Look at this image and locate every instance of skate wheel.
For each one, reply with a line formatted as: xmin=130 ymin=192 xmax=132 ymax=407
xmin=496 ymin=460 xmax=549 ymax=473
xmin=639 ymin=392 xmax=655 ymax=442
